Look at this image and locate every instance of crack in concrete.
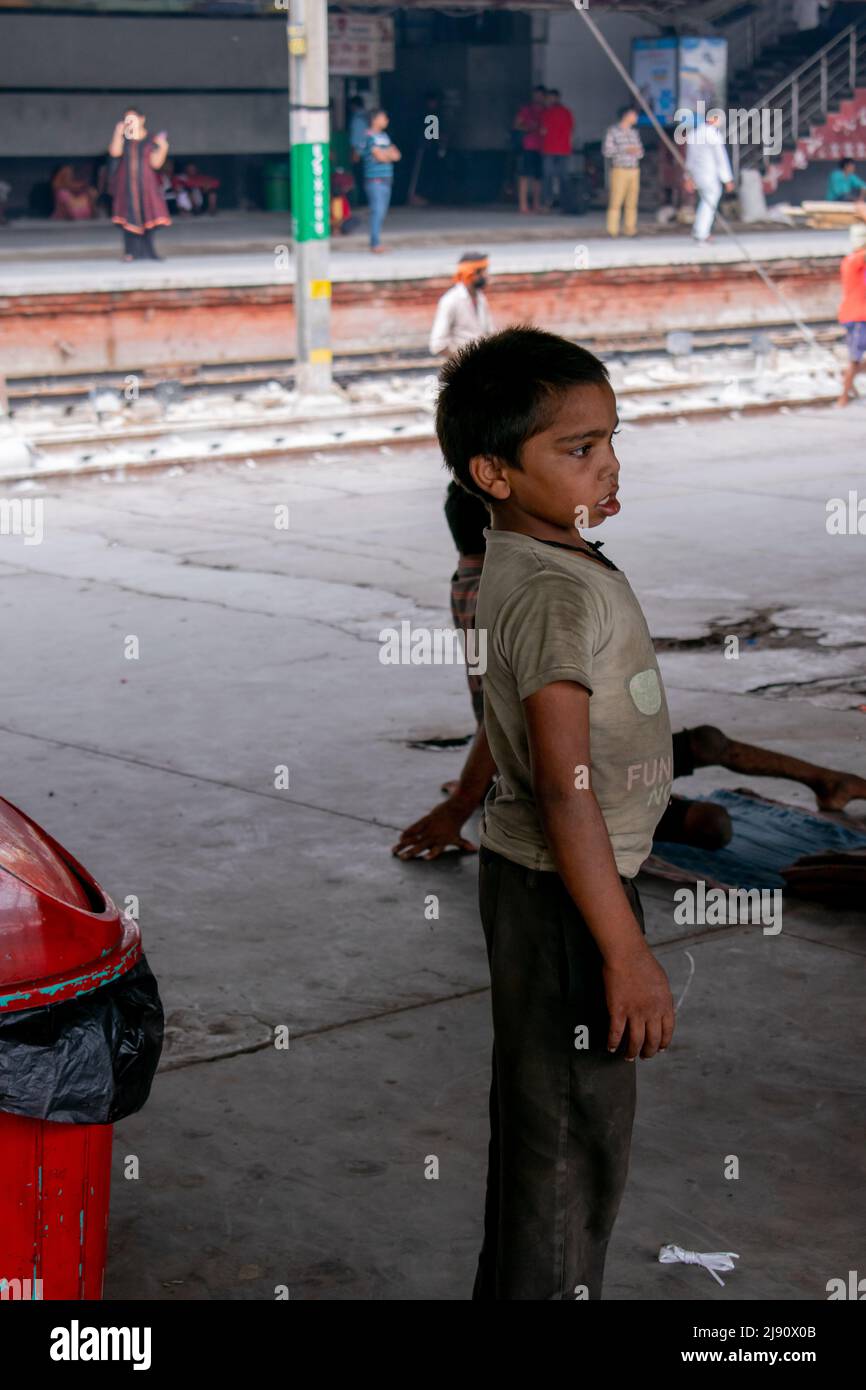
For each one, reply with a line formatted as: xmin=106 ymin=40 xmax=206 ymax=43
xmin=0 ymin=546 xmax=442 ymax=637
xmin=161 ymin=908 xmax=866 ymax=1075
xmin=0 ymin=721 xmax=405 ymax=832
xmin=654 ymin=607 xmax=866 ymax=654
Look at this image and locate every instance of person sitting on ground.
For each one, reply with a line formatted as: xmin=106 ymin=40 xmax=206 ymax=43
xmin=394 ymin=715 xmax=866 ymax=861
xmin=175 ymin=163 xmax=219 ymax=216
xmin=836 ymin=209 xmax=866 ymax=407
xmin=827 ymin=156 xmax=866 ymax=203
xmin=51 ymin=164 xmax=98 ymax=221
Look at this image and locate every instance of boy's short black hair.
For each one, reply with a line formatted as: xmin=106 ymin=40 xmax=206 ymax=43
xmin=840 ymin=156 xmax=855 ymax=169
xmin=618 ymin=103 xmax=637 ymax=119
xmin=436 ymin=326 xmax=610 ymax=502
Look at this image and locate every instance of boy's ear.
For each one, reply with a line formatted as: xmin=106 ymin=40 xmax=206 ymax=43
xmin=468 ymin=453 xmax=510 ymax=501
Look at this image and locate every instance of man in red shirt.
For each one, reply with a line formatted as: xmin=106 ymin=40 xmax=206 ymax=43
xmin=541 ymin=89 xmax=574 ymax=211
xmin=837 ymin=213 xmax=866 ymax=407
xmin=513 ymin=86 xmax=546 ymax=214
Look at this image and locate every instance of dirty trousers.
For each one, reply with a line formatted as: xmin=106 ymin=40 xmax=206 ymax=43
xmin=472 ymin=846 xmax=644 ymax=1300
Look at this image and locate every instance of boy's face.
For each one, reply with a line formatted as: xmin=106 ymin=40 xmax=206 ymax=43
xmin=473 ymin=380 xmax=621 ymax=535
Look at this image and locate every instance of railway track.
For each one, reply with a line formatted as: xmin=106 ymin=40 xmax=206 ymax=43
xmin=0 ymin=327 xmax=851 ymax=484
xmin=4 ymin=321 xmax=844 ymax=407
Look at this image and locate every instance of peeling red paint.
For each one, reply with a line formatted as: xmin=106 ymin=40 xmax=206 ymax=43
xmin=0 ymin=260 xmax=840 ymax=378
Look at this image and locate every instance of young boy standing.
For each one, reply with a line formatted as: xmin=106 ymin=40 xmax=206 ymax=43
xmin=436 ymin=327 xmax=675 ymax=1300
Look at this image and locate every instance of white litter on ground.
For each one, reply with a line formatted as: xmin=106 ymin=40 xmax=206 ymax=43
xmin=658 ymin=1243 xmax=740 ymax=1287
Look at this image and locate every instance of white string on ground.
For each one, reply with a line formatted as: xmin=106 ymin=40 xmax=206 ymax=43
xmin=659 ymin=1242 xmax=741 ymax=1287
xmin=572 ymin=2 xmax=819 ymax=348
xmin=675 ymin=949 xmax=696 ymax=1012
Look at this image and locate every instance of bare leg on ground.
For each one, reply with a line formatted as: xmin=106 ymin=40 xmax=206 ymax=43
xmin=685 ymin=724 xmax=866 ymax=811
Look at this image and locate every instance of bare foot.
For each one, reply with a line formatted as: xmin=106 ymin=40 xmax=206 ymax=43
xmin=835 ymin=394 xmax=851 ymax=408
xmin=813 ymin=771 xmax=866 ymax=811
xmin=371 ymin=245 xmax=388 ymax=254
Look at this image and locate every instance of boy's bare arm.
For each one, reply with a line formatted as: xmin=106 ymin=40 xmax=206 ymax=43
xmin=392 ymin=721 xmax=497 ymax=859
xmin=524 ymin=680 xmax=674 ymax=1061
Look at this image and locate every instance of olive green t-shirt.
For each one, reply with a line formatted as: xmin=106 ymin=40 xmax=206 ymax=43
xmin=476 ymin=529 xmax=673 ymax=878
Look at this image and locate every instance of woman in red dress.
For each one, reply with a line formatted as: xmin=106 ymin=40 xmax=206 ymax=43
xmin=108 ymin=109 xmax=171 ymax=261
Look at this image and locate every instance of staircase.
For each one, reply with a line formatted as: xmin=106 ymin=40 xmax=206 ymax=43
xmin=730 ymin=16 xmax=866 ymax=192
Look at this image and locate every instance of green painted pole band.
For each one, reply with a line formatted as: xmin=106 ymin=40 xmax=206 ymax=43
xmin=291 ymin=140 xmax=330 ymax=242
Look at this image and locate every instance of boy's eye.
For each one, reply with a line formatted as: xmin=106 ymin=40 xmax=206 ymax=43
xmin=572 ymin=446 xmax=590 ymax=458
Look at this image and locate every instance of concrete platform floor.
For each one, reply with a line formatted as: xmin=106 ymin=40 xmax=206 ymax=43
xmin=0 ymin=207 xmax=850 ymax=295
xmin=0 ymin=206 xmax=783 ymax=259
xmin=0 ymin=403 xmax=863 ymax=1300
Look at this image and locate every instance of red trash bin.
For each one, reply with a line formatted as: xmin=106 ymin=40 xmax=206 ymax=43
xmin=0 ymin=797 xmax=144 ymax=1301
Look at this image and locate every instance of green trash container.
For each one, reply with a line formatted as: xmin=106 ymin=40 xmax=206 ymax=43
xmin=264 ymin=160 xmax=291 ymax=212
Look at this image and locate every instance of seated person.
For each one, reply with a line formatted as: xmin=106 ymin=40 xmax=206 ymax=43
xmin=51 ymin=165 xmax=98 ymax=221
xmin=827 ymin=157 xmax=866 ymax=202
xmin=174 ymin=162 xmax=220 ymax=215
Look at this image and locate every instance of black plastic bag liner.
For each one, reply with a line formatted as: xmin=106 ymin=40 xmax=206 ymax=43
xmin=0 ymin=956 xmax=163 ymax=1124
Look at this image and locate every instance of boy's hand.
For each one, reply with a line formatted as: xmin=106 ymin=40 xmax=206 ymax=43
xmin=392 ymin=798 xmax=477 ymax=860
xmin=603 ymin=942 xmax=675 ymax=1060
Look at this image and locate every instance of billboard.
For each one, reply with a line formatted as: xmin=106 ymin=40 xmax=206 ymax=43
xmin=678 ymin=36 xmax=728 ymax=113
xmin=632 ymin=37 xmax=678 ymax=127
xmin=631 ymin=35 xmax=728 ymax=126
xmin=328 ymin=15 xmax=395 ymax=76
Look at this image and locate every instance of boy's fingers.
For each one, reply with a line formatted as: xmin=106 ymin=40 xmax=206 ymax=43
xmin=625 ymin=1017 xmax=644 ymax=1062
xmin=455 ymin=836 xmax=478 ymax=853
xmin=659 ymin=1010 xmax=675 ymax=1051
xmin=641 ymin=1018 xmax=662 ymax=1059
xmin=607 ymin=1011 xmax=626 ymax=1054
xmin=392 ymin=834 xmax=430 ymax=858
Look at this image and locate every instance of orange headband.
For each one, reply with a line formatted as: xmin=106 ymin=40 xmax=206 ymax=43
xmin=454 ymin=258 xmax=488 ymax=285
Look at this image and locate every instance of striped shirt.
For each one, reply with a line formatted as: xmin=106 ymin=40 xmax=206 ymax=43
xmin=602 ymin=123 xmax=644 ymax=169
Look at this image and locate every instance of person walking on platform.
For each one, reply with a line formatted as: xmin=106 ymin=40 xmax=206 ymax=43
xmin=108 ymin=108 xmax=171 ymax=261
xmin=359 ymin=109 xmax=400 ymax=254
xmin=430 ymin=252 xmax=493 ymax=357
xmin=602 ymin=104 xmax=644 ymax=237
xmin=683 ymin=110 xmax=735 ymax=243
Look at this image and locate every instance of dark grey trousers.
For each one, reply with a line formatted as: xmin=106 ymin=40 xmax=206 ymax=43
xmin=472 ymin=846 xmax=645 ymax=1301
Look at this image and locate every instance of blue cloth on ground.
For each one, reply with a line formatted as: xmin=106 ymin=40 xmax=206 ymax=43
xmin=652 ymin=789 xmax=866 ymax=890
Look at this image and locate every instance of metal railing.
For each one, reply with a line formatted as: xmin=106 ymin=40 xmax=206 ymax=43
xmin=732 ymin=18 xmax=866 ymax=182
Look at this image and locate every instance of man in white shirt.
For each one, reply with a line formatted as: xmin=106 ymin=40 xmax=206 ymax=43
xmin=684 ymin=112 xmax=735 ymax=242
xmin=430 ymin=252 xmax=494 ymax=355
